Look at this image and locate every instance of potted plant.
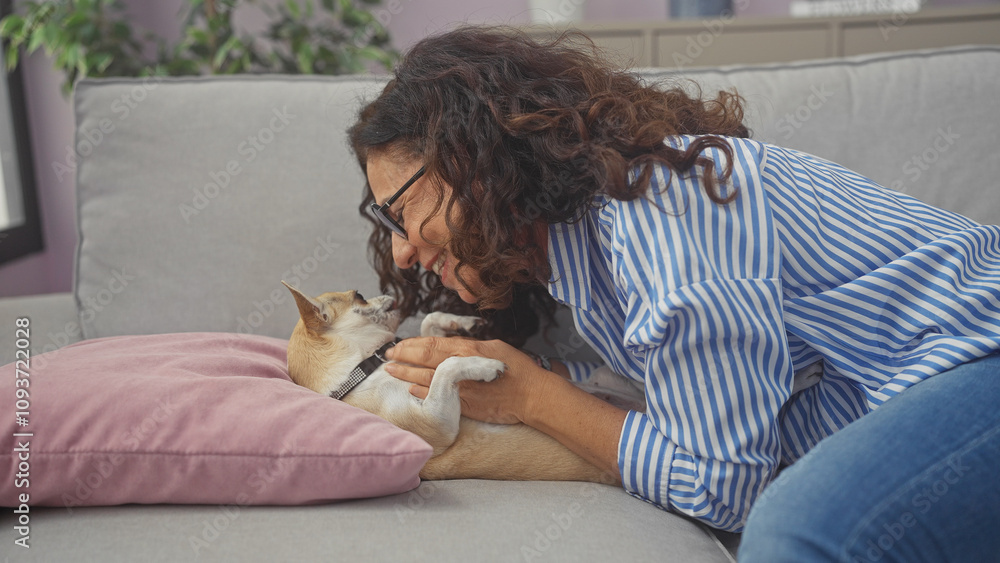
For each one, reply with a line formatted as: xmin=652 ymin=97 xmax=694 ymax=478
xmin=0 ymin=0 xmax=397 ymax=95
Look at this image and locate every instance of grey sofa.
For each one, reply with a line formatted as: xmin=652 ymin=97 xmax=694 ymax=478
xmin=2 ymin=44 xmax=998 ymax=562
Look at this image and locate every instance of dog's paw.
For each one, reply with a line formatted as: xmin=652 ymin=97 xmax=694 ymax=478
xmin=420 ymin=312 xmax=485 ymax=338
xmin=436 ymin=356 xmax=506 ymax=383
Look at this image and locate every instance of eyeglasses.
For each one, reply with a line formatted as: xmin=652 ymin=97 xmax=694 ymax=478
xmin=369 ymin=165 xmax=426 ymax=238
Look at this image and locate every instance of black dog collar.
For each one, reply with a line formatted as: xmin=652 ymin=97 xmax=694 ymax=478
xmin=330 ymin=340 xmax=398 ymax=400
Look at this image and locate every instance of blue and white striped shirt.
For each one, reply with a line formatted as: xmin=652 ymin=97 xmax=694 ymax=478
xmin=547 ymin=135 xmax=1000 ymax=532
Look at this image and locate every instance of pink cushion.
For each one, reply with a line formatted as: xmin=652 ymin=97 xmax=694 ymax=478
xmin=1 ymin=333 xmax=431 ymax=508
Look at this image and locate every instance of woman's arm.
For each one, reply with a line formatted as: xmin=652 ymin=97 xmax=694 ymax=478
xmin=551 ymin=359 xmax=610 ymax=383
xmin=384 ymin=337 xmax=626 ymax=483
xmin=522 ymin=368 xmax=627 ymax=482
xmin=548 ymin=359 xmax=572 ymax=379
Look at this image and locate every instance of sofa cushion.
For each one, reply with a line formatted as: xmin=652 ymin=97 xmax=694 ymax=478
xmin=0 ymin=332 xmax=432 ymax=508
xmin=640 ymin=45 xmax=1000 ymax=226
xmin=0 ymin=481 xmax=736 ymax=562
xmin=73 ymin=75 xmax=392 ymax=340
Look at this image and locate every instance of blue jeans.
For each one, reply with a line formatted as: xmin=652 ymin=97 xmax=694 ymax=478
xmin=739 ymin=354 xmax=1000 ymax=562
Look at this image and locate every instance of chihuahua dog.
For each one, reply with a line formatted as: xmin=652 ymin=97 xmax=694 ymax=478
xmin=281 ymin=282 xmax=610 ymax=482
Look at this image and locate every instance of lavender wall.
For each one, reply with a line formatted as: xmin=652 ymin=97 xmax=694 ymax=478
xmin=1 ymin=46 xmax=76 ymax=297
xmin=0 ymin=0 xmax=989 ymax=296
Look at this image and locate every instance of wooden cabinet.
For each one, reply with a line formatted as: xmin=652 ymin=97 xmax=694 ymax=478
xmin=526 ymin=5 xmax=1000 ymax=67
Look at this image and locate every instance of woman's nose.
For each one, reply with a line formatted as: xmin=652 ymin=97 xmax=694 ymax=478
xmin=391 ymin=234 xmax=419 ymax=270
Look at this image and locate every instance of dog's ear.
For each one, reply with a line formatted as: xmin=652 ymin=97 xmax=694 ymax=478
xmin=282 ymin=281 xmax=334 ymax=332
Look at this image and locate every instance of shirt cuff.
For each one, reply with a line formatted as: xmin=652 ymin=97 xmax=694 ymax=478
xmin=618 ymin=410 xmax=676 ymax=511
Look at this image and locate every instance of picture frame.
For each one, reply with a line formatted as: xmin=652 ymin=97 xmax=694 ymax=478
xmin=0 ymin=0 xmax=44 ymax=266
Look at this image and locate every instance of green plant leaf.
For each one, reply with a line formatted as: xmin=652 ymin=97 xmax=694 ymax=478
xmin=366 ymin=46 xmax=393 ymax=68
xmin=0 ymin=15 xmax=25 ymax=38
xmin=187 ymin=27 xmax=210 ymax=45
xmin=295 ymin=42 xmax=313 ymax=73
xmin=41 ymin=21 xmax=61 ymax=51
xmin=77 ymin=51 xmax=88 ymax=79
xmin=112 ymin=21 xmax=131 ymax=41
xmin=78 ymin=21 xmax=98 ymax=42
xmin=27 ymin=26 xmax=47 ymax=54
xmin=64 ymin=12 xmax=88 ymax=30
xmin=91 ymin=52 xmax=114 ymax=73
xmin=214 ymin=35 xmax=243 ymax=69
xmin=5 ymin=47 xmax=19 ymax=72
xmin=9 ymin=0 xmax=395 ymax=98
xmin=68 ymin=43 xmax=83 ymax=69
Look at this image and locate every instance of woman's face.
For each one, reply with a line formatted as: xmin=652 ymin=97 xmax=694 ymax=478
xmin=366 ymin=154 xmax=484 ymax=304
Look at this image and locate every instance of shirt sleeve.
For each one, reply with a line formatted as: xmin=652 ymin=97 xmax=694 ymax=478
xmin=612 ymin=138 xmax=795 ymax=532
xmin=562 ymin=360 xmax=604 ymax=383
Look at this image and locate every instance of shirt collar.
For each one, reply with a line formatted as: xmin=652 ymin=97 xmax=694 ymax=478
xmin=546 ymin=216 xmax=594 ymax=311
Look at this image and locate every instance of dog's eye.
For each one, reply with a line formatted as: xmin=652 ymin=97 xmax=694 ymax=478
xmin=354 ymin=292 xmax=365 ymax=302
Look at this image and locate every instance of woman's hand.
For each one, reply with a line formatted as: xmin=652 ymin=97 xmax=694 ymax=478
xmin=384 ymin=337 xmax=551 ymax=425
xmin=387 ymin=336 xmax=628 ymax=483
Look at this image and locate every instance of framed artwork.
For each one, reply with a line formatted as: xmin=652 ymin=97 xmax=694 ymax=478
xmin=0 ymin=0 xmax=43 ymax=266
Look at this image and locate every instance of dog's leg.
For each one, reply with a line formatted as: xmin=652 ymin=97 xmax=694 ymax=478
xmin=409 ymin=357 xmax=610 ymax=483
xmin=420 ymin=312 xmax=483 ymax=338
xmin=408 ymin=356 xmax=504 ymax=451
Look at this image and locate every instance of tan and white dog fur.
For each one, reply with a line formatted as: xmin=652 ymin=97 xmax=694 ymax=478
xmin=282 ymin=282 xmax=609 ymax=482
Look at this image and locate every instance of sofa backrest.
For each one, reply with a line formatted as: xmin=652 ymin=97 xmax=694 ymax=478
xmin=72 ymin=45 xmax=1000 ymax=349
xmin=74 ymin=74 xmax=388 ymax=340
xmin=642 ymin=45 xmax=1000 ymax=227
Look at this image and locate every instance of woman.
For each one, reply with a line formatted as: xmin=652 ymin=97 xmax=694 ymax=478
xmin=349 ymin=26 xmax=1000 ymax=561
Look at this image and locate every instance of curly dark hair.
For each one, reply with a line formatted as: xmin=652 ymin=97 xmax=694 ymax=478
xmin=349 ymin=26 xmax=749 ymax=346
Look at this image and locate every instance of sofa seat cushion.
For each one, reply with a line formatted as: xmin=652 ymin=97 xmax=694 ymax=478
xmin=1 ymin=481 xmax=736 ymax=562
